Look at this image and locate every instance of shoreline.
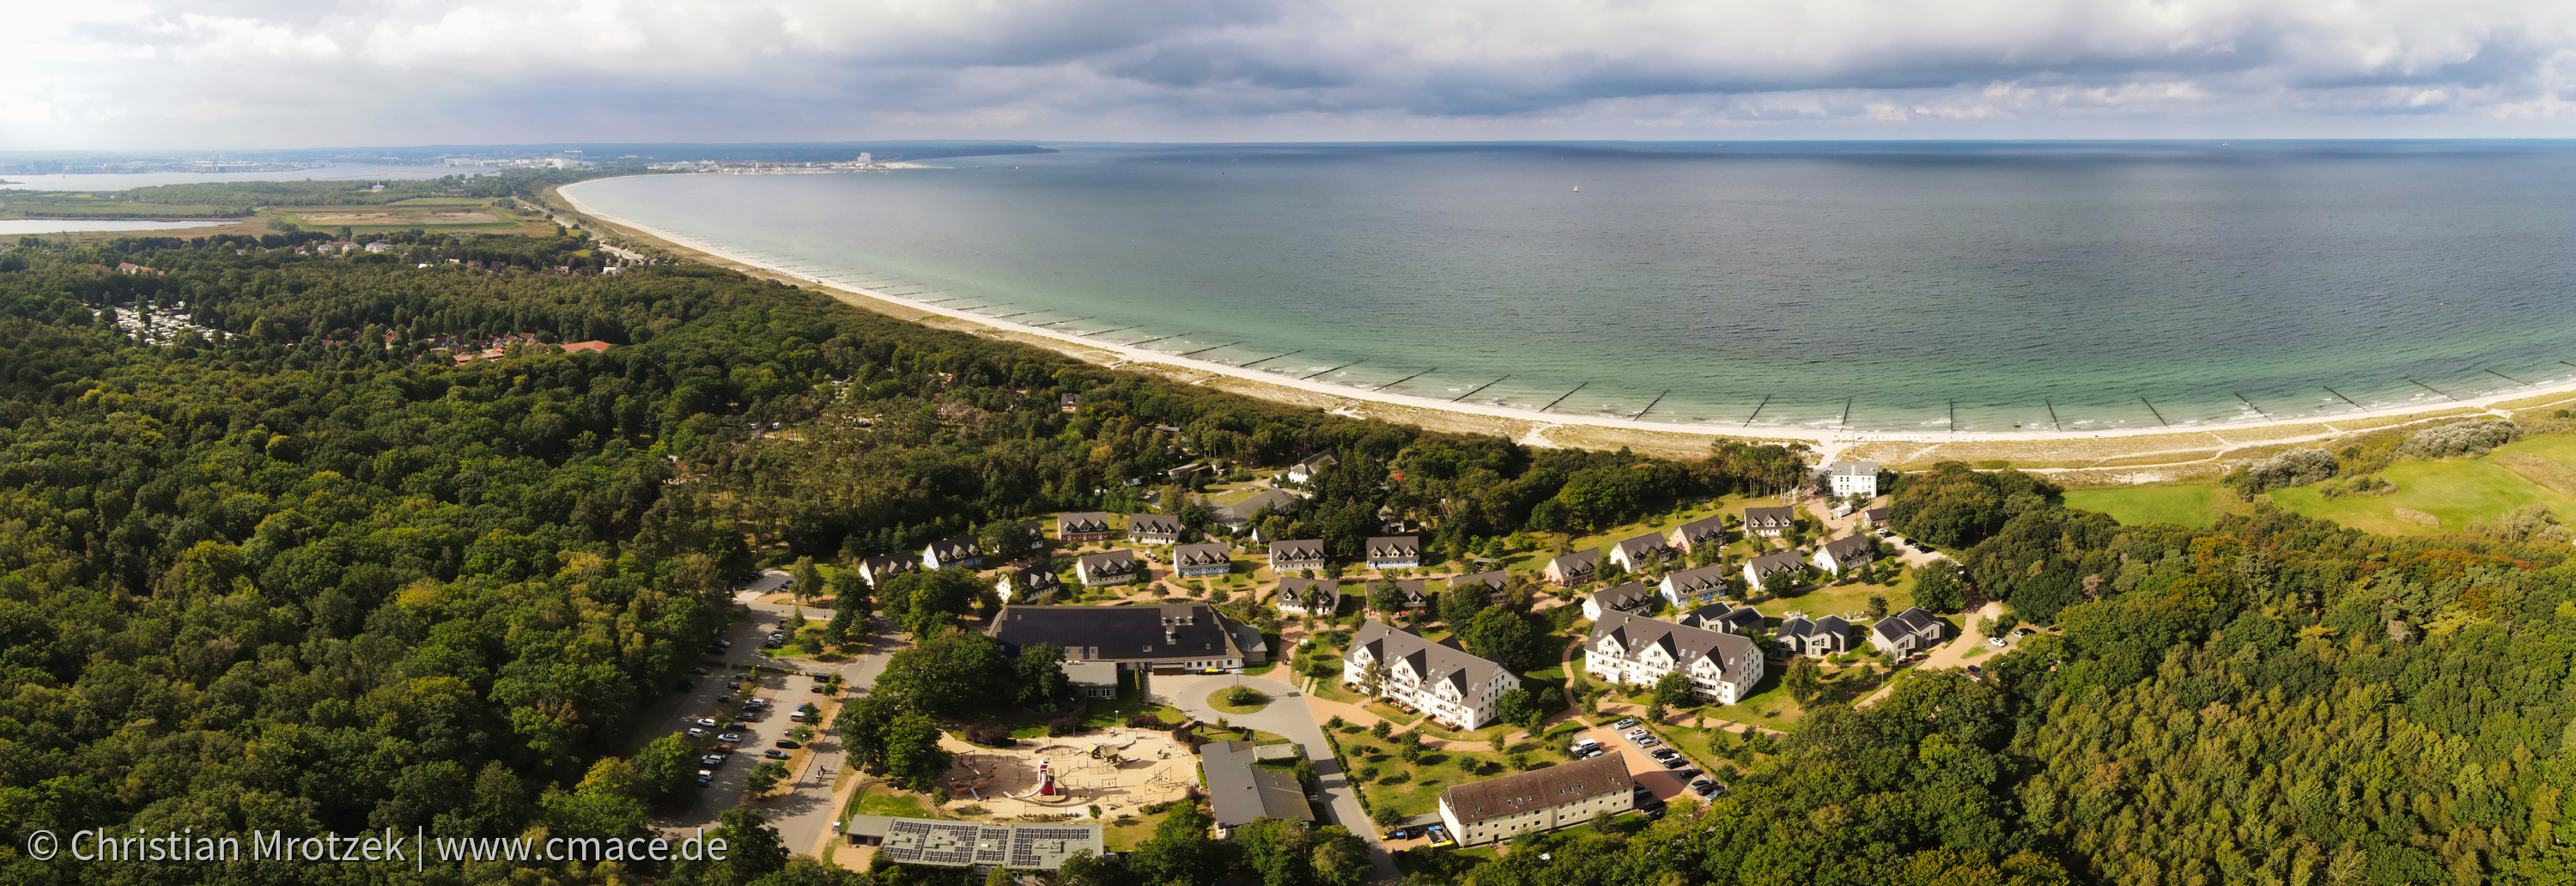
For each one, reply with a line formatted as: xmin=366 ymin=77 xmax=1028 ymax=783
xmin=554 ymin=176 xmax=2576 ymax=477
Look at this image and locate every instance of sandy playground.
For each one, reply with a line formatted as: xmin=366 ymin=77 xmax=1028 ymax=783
xmin=939 ymin=729 xmax=1200 ymax=819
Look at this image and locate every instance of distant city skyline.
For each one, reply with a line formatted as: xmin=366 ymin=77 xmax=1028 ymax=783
xmin=9 ymin=0 xmax=2576 ymax=149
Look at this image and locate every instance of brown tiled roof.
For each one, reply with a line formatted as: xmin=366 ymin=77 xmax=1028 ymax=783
xmin=1440 ymin=755 xmax=1632 ymax=826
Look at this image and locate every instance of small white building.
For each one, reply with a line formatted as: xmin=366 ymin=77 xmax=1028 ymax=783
xmin=1825 ymin=460 xmax=1880 ymax=499
xmin=1744 ymin=550 xmax=1807 ymax=590
xmin=1871 ymin=607 xmax=1944 ymax=657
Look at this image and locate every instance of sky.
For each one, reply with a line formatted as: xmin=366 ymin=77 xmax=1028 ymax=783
xmin=9 ymin=0 xmax=2576 ymax=150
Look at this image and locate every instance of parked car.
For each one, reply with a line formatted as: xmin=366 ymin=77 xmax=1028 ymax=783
xmin=700 ymin=754 xmax=725 ymax=767
xmin=1383 ymin=827 xmax=1416 ymax=840
xmin=1662 ymin=756 xmax=1692 ymax=768
xmin=775 ymin=739 xmax=801 ymax=749
xmin=1635 ymin=738 xmax=1661 ymax=749
xmin=1631 ymin=785 xmax=1656 ymax=799
xmin=1688 ymin=778 xmax=1718 ymax=796
xmin=763 ymin=749 xmax=789 ymax=760
xmin=1966 ymin=664 xmax=1984 ymax=681
xmin=1613 ymin=718 xmax=1637 ymax=730
xmin=686 ymin=727 xmax=707 ymax=738
xmin=1425 ymin=825 xmax=1455 ymax=848
xmin=695 ymin=718 xmax=718 ymax=727
xmin=715 ymin=695 xmax=732 ymax=703
xmin=2013 ymin=627 xmax=2038 ymax=640
xmin=1649 ymin=748 xmax=1680 ymax=759
xmin=718 ymin=732 xmax=744 ymax=743
xmin=1988 ymin=635 xmax=2008 ymax=647
xmin=713 ymin=743 xmax=735 ymax=754
xmin=1673 ymin=768 xmax=1703 ymax=781
xmin=696 ymin=769 xmax=713 ymax=786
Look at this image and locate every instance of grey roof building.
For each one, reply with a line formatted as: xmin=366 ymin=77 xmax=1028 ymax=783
xmin=1270 ymin=538 xmax=1327 ymax=574
xmin=1437 ymin=755 xmax=1633 ymax=846
xmin=1127 ymin=513 xmax=1185 ymax=544
xmin=1658 ymin=563 xmax=1733 ymax=606
xmin=1278 ymin=577 xmax=1342 ymax=616
xmin=1680 ymin=601 xmax=1768 ymax=634
xmin=1172 ymin=542 xmax=1233 ymax=578
xmin=1669 ymin=514 xmax=1728 ymax=553
xmin=1545 ymin=549 xmax=1601 ymax=586
xmin=1203 ymin=740 xmax=1314 ymax=830
xmin=990 ymin=603 xmax=1251 ymax=671
xmin=1583 ymin=580 xmax=1657 ymax=621
xmin=1343 ymin=620 xmax=1521 ymax=728
xmin=1584 ymin=610 xmax=1765 ymax=705
xmin=1057 ymin=512 xmax=1117 ymax=542
xmin=1778 ymin=615 xmax=1852 ymax=657
xmin=1215 ymin=489 xmax=1302 ymax=528
xmin=1074 ymin=549 xmax=1145 ymax=586
xmin=1744 ymin=506 xmax=1796 ymax=537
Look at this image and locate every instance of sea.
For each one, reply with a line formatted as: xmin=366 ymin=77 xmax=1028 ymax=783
xmin=562 ymin=142 xmax=2576 ymax=434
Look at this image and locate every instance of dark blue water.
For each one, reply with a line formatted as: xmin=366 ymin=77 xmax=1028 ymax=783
xmin=568 ymin=142 xmax=2576 ymax=433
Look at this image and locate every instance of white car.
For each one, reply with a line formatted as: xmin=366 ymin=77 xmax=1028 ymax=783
xmin=686 ymin=727 xmax=707 ymax=738
xmin=1988 ymin=636 xmax=2008 ymax=647
xmin=696 ymin=718 xmax=719 ymax=727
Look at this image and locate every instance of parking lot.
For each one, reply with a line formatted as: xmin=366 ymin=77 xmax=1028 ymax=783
xmin=1568 ymin=719 xmax=1721 ymax=814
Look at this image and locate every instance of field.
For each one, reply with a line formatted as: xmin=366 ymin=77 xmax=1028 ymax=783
xmin=262 ymin=197 xmax=547 ymax=234
xmin=2063 ymin=483 xmax=2226 ymax=527
xmin=2068 ymin=434 xmax=2576 ymax=537
xmin=0 ymin=191 xmax=241 ymax=219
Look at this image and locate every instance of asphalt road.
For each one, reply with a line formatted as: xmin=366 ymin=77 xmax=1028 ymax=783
xmin=1158 ymin=672 xmax=1402 ymax=886
xmin=653 ymin=569 xmax=906 ymax=853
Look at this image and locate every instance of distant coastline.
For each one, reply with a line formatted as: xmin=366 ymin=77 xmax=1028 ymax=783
xmin=554 ymin=175 xmax=2576 ymax=478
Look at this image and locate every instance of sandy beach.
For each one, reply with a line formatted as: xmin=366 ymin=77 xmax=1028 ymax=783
xmin=553 ymin=177 xmax=2576 ymax=482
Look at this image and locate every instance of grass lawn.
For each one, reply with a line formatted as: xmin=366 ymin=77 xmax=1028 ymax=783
xmin=1103 ymin=809 xmax=1175 ymax=850
xmin=2064 ymin=483 xmax=2226 ymax=527
xmin=1208 ymin=687 xmax=1273 ymax=714
xmin=2270 ymin=455 xmax=2572 ymax=536
xmin=838 ymin=785 xmax=932 ymax=826
xmin=1750 ymin=572 xmax=1915 ymax=622
xmin=1356 ymin=744 xmax=1528 ymax=818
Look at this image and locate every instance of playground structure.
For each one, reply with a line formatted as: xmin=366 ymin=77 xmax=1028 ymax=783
xmin=939 ymin=728 xmax=1200 ymax=821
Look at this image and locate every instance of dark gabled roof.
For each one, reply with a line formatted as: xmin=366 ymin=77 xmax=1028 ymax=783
xmin=1549 ymin=549 xmax=1601 ymax=573
xmin=1777 ymin=616 xmax=1816 ymax=640
xmin=925 ymin=536 xmax=980 ymax=559
xmin=1204 ymin=741 xmax=1315 ymax=828
xmin=1873 ymin=607 xmax=1939 ymax=640
xmin=1450 ymin=570 xmax=1508 ymax=593
xmin=1440 ymin=754 xmax=1632 ymax=826
xmin=1076 ymin=549 xmax=1143 ymax=576
xmin=1613 ymin=532 xmax=1673 ymax=561
xmin=863 ymin=554 xmax=916 ymax=577
xmin=1680 ymin=603 xmax=1764 ymax=632
xmin=1173 ymin=543 xmax=1232 ymax=568
xmin=1057 ymin=512 xmax=1114 ymax=534
xmin=1292 ymin=452 xmax=1338 ymax=470
xmin=1744 ymin=506 xmax=1795 ymax=526
xmin=1364 ymin=536 xmax=1419 ymax=558
xmin=1127 ymin=513 xmax=1184 ymax=535
xmin=1005 ymin=564 xmax=1062 ymax=590
xmin=1364 ymin=578 xmax=1428 ymax=606
xmin=1663 ymin=564 xmax=1729 ymax=595
xmin=990 ymin=604 xmax=1241 ymax=662
xmin=1587 ymin=611 xmax=1760 ymax=678
xmin=1351 ymin=620 xmax=1512 ymax=698
xmin=1591 ymin=580 xmax=1654 ymax=612
xmin=1271 ymin=539 xmax=1327 ymax=561
xmin=1277 ymin=578 xmax=1341 ymax=610
xmin=1820 ymin=535 xmax=1874 ymax=561
xmin=1862 ymin=507 xmax=1891 ymax=522
xmin=1747 ymin=550 xmax=1805 ymax=576
xmin=1672 ymin=514 xmax=1727 ymax=543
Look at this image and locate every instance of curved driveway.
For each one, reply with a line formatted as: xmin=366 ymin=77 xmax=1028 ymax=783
xmin=1157 ymin=672 xmax=1400 ymax=885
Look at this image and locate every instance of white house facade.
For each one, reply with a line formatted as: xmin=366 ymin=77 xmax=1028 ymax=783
xmin=1583 ymin=611 xmax=1764 ymax=706
xmin=1343 ymin=620 xmax=1520 ymax=729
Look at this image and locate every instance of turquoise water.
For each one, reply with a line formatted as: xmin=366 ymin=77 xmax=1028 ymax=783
xmin=568 ymin=142 xmax=2576 ymax=433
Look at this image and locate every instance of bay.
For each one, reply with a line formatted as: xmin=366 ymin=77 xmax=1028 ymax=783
xmin=566 ymin=142 xmax=2576 ymax=433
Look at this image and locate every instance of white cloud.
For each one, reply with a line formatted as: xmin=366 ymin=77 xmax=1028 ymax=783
xmin=6 ymin=0 xmax=2576 ymax=148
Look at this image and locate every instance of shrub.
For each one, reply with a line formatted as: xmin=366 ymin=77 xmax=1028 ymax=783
xmin=1126 ymin=713 xmax=1168 ymax=729
xmin=1047 ymin=713 xmax=1082 ymax=737
xmin=2231 ymin=448 xmax=2338 ymax=494
xmin=957 ymin=804 xmax=989 ymax=816
xmin=963 ymin=725 xmax=1016 ymax=746
xmin=2403 ymin=419 xmax=2524 ymax=459
xmin=1224 ymin=686 xmax=1267 ymax=707
xmin=2317 ymin=475 xmax=2396 ymax=498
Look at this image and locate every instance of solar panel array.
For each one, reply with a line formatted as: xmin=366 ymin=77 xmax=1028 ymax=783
xmin=872 ymin=818 xmax=1103 ymax=870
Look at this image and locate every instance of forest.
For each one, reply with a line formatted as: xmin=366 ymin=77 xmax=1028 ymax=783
xmin=3 ymin=171 xmax=2575 ymax=884
xmin=0 ymin=184 xmax=1815 ymax=886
